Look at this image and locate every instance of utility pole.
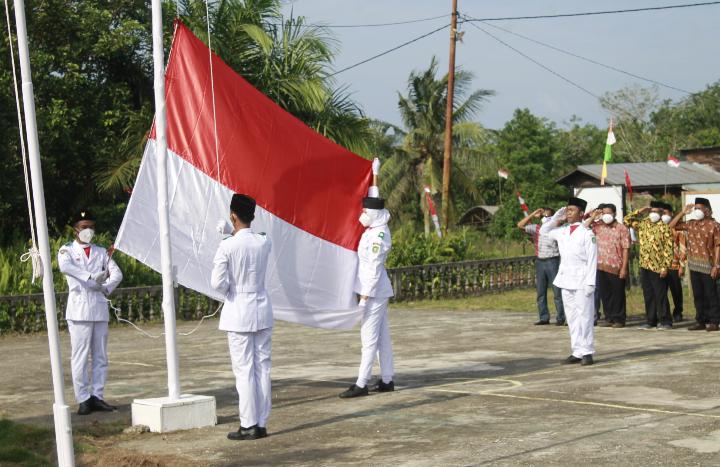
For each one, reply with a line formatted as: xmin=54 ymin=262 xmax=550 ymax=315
xmin=440 ymin=0 xmax=458 ymax=235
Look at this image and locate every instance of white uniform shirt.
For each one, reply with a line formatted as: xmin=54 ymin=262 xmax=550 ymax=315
xmin=354 ymin=212 xmax=394 ymax=299
xmin=58 ymin=241 xmax=123 ymax=322
xmin=211 ymin=228 xmax=273 ymax=332
xmin=541 ymin=219 xmax=597 ymax=291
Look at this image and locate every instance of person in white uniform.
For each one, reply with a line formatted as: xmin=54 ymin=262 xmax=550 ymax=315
xmin=58 ymin=210 xmax=123 ymax=415
xmin=540 ymin=197 xmax=598 ymax=366
xmin=340 ymin=186 xmax=395 ymax=398
xmin=212 ymin=193 xmax=273 ymax=440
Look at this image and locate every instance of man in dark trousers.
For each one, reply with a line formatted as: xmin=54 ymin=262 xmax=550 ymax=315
xmin=669 ymin=198 xmax=720 ymax=331
xmin=662 ymin=203 xmax=685 ymax=322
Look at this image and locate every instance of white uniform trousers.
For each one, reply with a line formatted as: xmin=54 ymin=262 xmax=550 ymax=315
xmin=227 ymin=328 xmax=272 ymax=428
xmin=356 ymin=297 xmax=394 ymax=388
xmin=561 ymin=289 xmax=595 ymax=357
xmin=67 ymin=320 xmax=109 ymax=403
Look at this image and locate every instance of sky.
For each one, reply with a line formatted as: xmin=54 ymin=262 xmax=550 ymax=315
xmin=281 ymin=0 xmax=720 ymax=130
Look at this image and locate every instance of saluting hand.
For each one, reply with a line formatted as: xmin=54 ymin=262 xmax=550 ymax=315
xmin=532 ymin=208 xmax=544 ymax=218
xmin=684 ymin=204 xmax=695 ymax=214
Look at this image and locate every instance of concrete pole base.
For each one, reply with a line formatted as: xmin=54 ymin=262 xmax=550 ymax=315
xmin=131 ymin=394 xmax=216 ymax=433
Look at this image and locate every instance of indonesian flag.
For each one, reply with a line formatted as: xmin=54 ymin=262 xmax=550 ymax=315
xmin=517 ymin=192 xmax=529 ymax=217
xmin=601 ymin=124 xmax=615 ymax=186
xmin=423 ymin=186 xmax=442 ymax=238
xmin=667 ymin=154 xmax=680 ymax=168
xmin=624 ymin=169 xmax=633 ymax=202
xmin=115 ymin=23 xmax=372 ymax=329
xmin=497 ymin=168 xmax=509 ymax=179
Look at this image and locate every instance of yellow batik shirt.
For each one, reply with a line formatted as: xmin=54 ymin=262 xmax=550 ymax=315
xmin=624 ymin=209 xmax=673 ymax=273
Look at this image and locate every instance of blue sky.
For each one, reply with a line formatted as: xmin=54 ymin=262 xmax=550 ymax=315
xmin=282 ymin=0 xmax=720 ymax=130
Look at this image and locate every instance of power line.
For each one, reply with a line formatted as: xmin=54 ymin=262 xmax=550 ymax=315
xmin=329 ymin=23 xmax=449 ymax=77
xmin=475 ymin=19 xmax=692 ymax=94
xmin=464 ymin=1 xmax=720 ymax=22
xmin=266 ymin=13 xmax=448 ymax=29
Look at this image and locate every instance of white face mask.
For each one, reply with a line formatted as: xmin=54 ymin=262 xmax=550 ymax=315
xmin=648 ymin=212 xmax=661 ymax=223
xmin=694 ymin=209 xmax=706 ymax=221
xmin=359 ymin=212 xmax=372 ymax=227
xmin=601 ymin=213 xmax=614 ymax=224
xmin=77 ymin=228 xmax=95 ymax=243
xmin=661 ymin=214 xmax=672 ymax=224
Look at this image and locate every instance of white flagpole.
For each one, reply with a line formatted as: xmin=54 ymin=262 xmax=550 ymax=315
xmin=151 ymin=0 xmax=181 ymax=400
xmin=12 ymin=0 xmax=75 ymax=465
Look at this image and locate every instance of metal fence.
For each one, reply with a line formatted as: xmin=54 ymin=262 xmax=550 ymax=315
xmin=0 ymin=256 xmax=537 ymax=333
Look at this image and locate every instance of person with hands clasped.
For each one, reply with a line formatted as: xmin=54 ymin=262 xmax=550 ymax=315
xmin=58 ymin=210 xmax=123 ymax=415
xmin=540 ymin=198 xmax=598 ymax=366
xmin=340 ymin=158 xmax=395 ymax=398
xmin=668 ymin=198 xmax=720 ymax=331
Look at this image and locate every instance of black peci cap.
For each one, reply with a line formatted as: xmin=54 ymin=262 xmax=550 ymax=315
xmin=71 ymin=209 xmax=94 ymax=225
xmin=695 ymin=197 xmax=711 ymax=209
xmin=567 ymin=197 xmax=587 ymax=211
xmin=362 ymin=197 xmax=385 ymax=209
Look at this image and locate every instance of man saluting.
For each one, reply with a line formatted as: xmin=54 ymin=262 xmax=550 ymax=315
xmin=540 ymin=198 xmax=598 ymax=366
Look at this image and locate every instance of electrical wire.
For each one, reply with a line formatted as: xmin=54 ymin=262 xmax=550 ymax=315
xmin=284 ymin=13 xmax=449 ymax=28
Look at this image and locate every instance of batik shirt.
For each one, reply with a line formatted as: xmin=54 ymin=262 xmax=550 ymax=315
xmin=591 ymin=221 xmax=631 ymax=275
xmin=624 ymin=209 xmax=673 ymax=273
xmin=673 ymin=219 xmax=720 ymax=274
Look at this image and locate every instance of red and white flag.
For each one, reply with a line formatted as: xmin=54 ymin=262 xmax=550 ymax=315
xmin=116 ymin=23 xmax=372 ymax=329
xmin=517 ymin=192 xmax=529 ymax=217
xmin=667 ymin=154 xmax=680 ymax=168
xmin=497 ymin=168 xmax=509 ymax=179
xmin=624 ymin=169 xmax=633 ymax=202
xmin=423 ymin=186 xmax=442 ymax=238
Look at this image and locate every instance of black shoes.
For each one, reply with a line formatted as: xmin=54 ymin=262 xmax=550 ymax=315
xmin=534 ymin=320 xmax=550 ymax=325
xmin=581 ymin=355 xmax=594 ymax=366
xmin=688 ymin=323 xmax=706 ymax=331
xmin=77 ymin=395 xmax=116 ymax=415
xmin=374 ymin=380 xmax=394 ymax=392
xmin=339 ymin=384 xmax=369 ymax=398
xmin=563 ymin=355 xmax=582 ymax=364
xmin=556 ymin=320 xmax=566 ymax=326
xmin=227 ymin=424 xmax=267 ymax=441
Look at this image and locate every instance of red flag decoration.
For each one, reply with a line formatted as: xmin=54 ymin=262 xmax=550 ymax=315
xmin=667 ymin=154 xmax=680 ymax=168
xmin=624 ymin=169 xmax=633 ymax=202
xmin=497 ymin=168 xmax=509 ymax=179
xmin=116 ymin=22 xmax=372 ymax=329
xmin=423 ymin=186 xmax=442 ymax=238
xmin=517 ymin=192 xmax=529 ymax=217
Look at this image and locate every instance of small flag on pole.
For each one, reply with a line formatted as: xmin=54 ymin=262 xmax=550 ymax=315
xmin=601 ymin=122 xmax=615 ymax=186
xmin=517 ymin=191 xmax=529 ymax=217
xmin=624 ymin=169 xmax=633 ymax=202
xmin=424 ymin=186 xmax=442 ymax=238
xmin=667 ymin=154 xmax=680 ymax=168
xmin=497 ymin=168 xmax=509 ymax=179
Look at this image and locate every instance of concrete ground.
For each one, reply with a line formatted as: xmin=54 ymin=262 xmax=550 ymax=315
xmin=2 ymin=308 xmax=720 ymax=466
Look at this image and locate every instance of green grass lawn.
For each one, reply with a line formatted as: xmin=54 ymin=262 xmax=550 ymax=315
xmin=0 ymin=419 xmax=54 ymax=466
xmin=393 ymin=285 xmax=691 ymax=320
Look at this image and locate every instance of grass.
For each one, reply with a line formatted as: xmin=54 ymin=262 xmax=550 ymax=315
xmin=393 ymin=285 xmax=692 ymax=319
xmin=0 ymin=419 xmax=55 ymax=466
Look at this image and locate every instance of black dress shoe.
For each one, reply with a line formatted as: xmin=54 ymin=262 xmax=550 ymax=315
xmin=373 ymin=380 xmax=394 ymax=392
xmin=581 ymin=355 xmax=594 ymax=366
xmin=77 ymin=399 xmax=92 ymax=415
xmin=258 ymin=427 xmax=268 ymax=438
xmin=688 ymin=323 xmax=706 ymax=331
xmin=227 ymin=425 xmax=262 ymax=441
xmin=339 ymin=384 xmax=369 ymax=398
xmin=89 ymin=395 xmax=116 ymax=412
xmin=562 ymin=355 xmax=582 ymax=364
xmin=534 ymin=320 xmax=550 ymax=325
xmin=555 ymin=320 xmax=566 ymax=326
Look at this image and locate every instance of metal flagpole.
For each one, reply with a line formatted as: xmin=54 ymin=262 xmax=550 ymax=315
xmin=12 ymin=0 xmax=75 ymax=464
xmin=151 ymin=0 xmax=181 ymax=400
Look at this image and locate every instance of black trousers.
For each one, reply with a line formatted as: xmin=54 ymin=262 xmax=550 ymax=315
xmin=640 ymin=268 xmax=671 ymax=326
xmin=597 ymin=270 xmax=626 ymax=324
xmin=689 ymin=270 xmax=720 ymax=325
xmin=666 ymin=269 xmax=683 ymax=320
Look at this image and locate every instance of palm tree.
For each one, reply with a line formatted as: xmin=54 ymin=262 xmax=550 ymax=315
xmin=380 ymin=57 xmax=494 ymax=233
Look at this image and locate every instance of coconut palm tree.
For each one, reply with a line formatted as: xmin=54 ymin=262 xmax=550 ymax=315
xmin=379 ymin=57 xmax=494 ymax=233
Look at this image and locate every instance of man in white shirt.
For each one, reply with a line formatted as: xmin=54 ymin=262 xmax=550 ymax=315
xmin=58 ymin=210 xmax=123 ymax=415
xmin=212 ymin=194 xmax=273 ymax=441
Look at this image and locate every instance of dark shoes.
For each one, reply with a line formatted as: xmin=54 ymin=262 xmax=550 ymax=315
xmin=339 ymin=384 xmax=369 ymax=398
xmin=556 ymin=320 xmax=566 ymax=326
xmin=707 ymin=323 xmax=719 ymax=332
xmin=534 ymin=320 xmax=550 ymax=325
xmin=673 ymin=314 xmax=683 ymax=322
xmin=373 ymin=380 xmax=395 ymax=392
xmin=688 ymin=323 xmax=706 ymax=331
xmin=581 ymin=355 xmax=594 ymax=366
xmin=227 ymin=424 xmax=267 ymax=441
xmin=563 ymin=355 xmax=582 ymax=364
xmin=77 ymin=395 xmax=116 ymax=415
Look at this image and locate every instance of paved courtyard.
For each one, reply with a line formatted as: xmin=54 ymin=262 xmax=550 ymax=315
xmin=2 ymin=307 xmax=720 ymax=466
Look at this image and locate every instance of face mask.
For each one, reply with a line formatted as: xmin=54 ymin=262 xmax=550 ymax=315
xmin=359 ymin=212 xmax=372 ymax=227
xmin=648 ymin=212 xmax=661 ymax=223
xmin=601 ymin=213 xmax=614 ymax=224
xmin=694 ymin=209 xmax=705 ymax=221
xmin=77 ymin=228 xmax=95 ymax=243
xmin=541 ymin=216 xmax=551 ymax=224
xmin=661 ymin=214 xmax=672 ymax=224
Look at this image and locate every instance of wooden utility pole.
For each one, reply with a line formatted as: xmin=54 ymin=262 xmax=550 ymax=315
xmin=440 ymin=0 xmax=458 ymax=235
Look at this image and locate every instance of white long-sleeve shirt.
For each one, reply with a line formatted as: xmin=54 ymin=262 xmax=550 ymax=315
xmin=354 ymin=211 xmax=394 ymax=298
xmin=540 ymin=212 xmax=597 ymax=291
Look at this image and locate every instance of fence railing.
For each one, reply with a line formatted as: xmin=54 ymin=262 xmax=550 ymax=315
xmin=0 ymin=256 xmax=537 ymax=333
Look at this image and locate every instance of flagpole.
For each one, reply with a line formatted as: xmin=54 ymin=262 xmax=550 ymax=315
xmin=151 ymin=0 xmax=181 ymax=400
xmin=12 ymin=0 xmax=75 ymax=464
